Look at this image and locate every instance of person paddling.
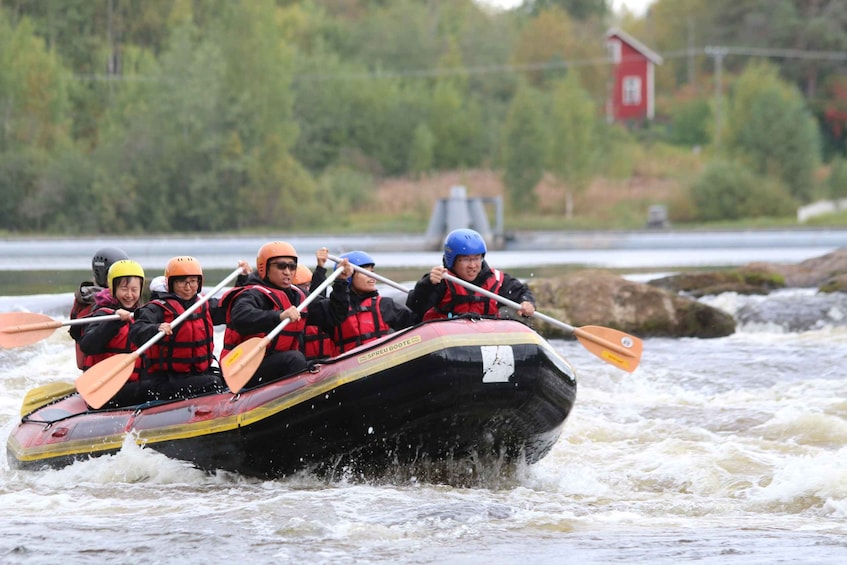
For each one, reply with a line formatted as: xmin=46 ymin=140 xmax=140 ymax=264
xmin=69 ymin=246 xmax=129 ymax=369
xmin=77 ymin=260 xmax=146 ymax=407
xmin=406 ymin=228 xmax=536 ymax=322
xmin=128 ymin=256 xmax=251 ymax=402
xmin=328 ymin=250 xmax=418 ymax=353
xmin=219 ymin=241 xmax=353 ymax=390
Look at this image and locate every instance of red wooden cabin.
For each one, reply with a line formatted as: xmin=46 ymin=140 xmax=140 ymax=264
xmin=606 ymin=27 xmax=663 ymax=123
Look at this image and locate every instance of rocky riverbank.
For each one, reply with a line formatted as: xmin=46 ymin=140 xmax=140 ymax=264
xmin=525 ymin=248 xmax=847 ymax=338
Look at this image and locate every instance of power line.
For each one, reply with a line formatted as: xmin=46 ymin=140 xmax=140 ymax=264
xmin=71 ymin=46 xmax=847 ymax=82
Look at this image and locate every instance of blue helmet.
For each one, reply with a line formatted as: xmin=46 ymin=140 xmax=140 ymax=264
xmin=336 ymin=250 xmax=375 ymax=284
xmin=443 ymin=229 xmax=486 ymax=269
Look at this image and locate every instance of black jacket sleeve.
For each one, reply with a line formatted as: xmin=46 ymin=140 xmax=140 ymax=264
xmin=380 ymin=295 xmax=419 ymax=329
xmin=129 ymin=302 xmax=165 ymax=345
xmin=78 ymin=311 xmax=126 ymax=354
xmin=405 ymin=273 xmax=446 ymax=320
xmin=498 ymin=273 xmax=536 ymax=307
xmin=306 ymin=280 xmax=350 ymax=330
xmin=309 ymin=266 xmax=329 ymax=296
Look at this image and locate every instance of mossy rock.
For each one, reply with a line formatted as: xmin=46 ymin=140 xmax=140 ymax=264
xmin=650 ymin=267 xmax=784 ymax=296
xmin=819 ymin=274 xmax=847 ymax=293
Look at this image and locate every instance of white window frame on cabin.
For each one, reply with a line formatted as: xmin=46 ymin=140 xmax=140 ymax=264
xmin=607 ymin=40 xmax=621 ymax=64
xmin=622 ymin=76 xmax=642 ymax=106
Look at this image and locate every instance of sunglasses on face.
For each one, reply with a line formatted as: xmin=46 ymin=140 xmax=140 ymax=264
xmin=270 ymin=261 xmax=298 ymax=272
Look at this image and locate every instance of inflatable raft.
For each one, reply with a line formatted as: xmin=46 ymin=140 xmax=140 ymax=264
xmin=7 ymin=317 xmax=577 ymax=479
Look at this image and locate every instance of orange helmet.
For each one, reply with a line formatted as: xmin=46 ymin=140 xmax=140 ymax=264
xmin=256 ymin=241 xmax=298 ymax=279
xmin=292 ymin=264 xmax=312 ymax=286
xmin=164 ymin=256 xmax=203 ymax=292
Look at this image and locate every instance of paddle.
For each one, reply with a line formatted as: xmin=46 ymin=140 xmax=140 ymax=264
xmin=221 ymin=264 xmax=346 ymax=394
xmin=75 ymin=265 xmax=245 ymax=409
xmin=440 ymin=272 xmax=643 ymax=372
xmin=329 ymin=253 xmax=641 ymax=371
xmin=330 ymin=254 xmax=642 ymax=371
xmin=0 ymin=312 xmax=123 ymax=349
xmin=326 ymin=254 xmax=410 ymax=293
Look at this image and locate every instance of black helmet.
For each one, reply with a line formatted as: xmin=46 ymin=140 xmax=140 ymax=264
xmin=91 ymin=247 xmax=129 ymax=287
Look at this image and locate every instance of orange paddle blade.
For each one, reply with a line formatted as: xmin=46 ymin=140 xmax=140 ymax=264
xmin=573 ymin=325 xmax=643 ymax=373
xmin=221 ymin=336 xmax=268 ymax=394
xmin=75 ymin=353 xmax=138 ymax=409
xmin=0 ymin=312 xmax=62 ymax=348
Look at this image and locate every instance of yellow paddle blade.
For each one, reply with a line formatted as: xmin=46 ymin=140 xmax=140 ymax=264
xmin=221 ymin=336 xmax=267 ymax=394
xmin=0 ymin=312 xmax=62 ymax=349
xmin=21 ymin=381 xmax=77 ymax=416
xmin=75 ymin=353 xmax=138 ymax=409
xmin=574 ymin=325 xmax=643 ymax=373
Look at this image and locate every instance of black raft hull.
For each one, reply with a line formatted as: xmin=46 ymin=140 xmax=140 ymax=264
xmin=8 ymin=318 xmax=577 ymax=480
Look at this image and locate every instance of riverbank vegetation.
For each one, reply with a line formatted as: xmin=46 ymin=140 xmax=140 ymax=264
xmin=2 ymin=0 xmax=847 ymax=236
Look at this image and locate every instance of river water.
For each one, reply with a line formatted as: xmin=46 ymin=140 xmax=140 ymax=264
xmin=1 ymin=234 xmax=846 ymax=563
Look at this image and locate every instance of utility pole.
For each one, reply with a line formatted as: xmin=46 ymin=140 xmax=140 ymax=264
xmin=705 ymin=46 xmax=728 ymax=150
xmin=687 ymin=15 xmax=695 ymax=86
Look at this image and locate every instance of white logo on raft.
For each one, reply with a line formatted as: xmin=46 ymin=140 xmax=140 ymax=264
xmin=481 ymin=345 xmax=515 ymax=383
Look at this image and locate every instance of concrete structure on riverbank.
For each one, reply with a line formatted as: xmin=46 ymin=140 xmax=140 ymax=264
xmin=424 ymin=185 xmax=505 ymax=251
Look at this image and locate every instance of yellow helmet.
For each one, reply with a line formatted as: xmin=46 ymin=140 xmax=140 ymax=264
xmin=107 ymin=260 xmax=145 ymax=295
xmin=165 ymin=256 xmax=203 ymax=292
xmin=256 ymin=241 xmax=298 ymax=279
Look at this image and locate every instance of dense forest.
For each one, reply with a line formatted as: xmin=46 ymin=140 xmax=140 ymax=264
xmin=2 ymin=0 xmax=847 ymax=234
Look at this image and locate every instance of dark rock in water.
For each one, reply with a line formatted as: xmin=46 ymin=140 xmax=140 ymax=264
xmin=648 ymin=268 xmax=785 ymax=297
xmin=648 ymin=248 xmax=847 ymax=296
xmin=756 ymin=247 xmax=847 ymax=289
xmin=527 ymin=270 xmax=735 ymax=339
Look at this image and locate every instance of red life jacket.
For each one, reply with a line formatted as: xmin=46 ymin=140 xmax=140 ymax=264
xmin=303 ymin=325 xmax=338 ymax=359
xmin=333 ymin=295 xmax=391 ymax=353
xmin=81 ymin=307 xmax=142 ymax=381
xmin=70 ymin=290 xmax=97 ymax=370
xmin=220 ymin=284 xmax=307 ymax=359
xmin=423 ymin=269 xmax=504 ymax=321
xmin=144 ymin=297 xmax=215 ymax=375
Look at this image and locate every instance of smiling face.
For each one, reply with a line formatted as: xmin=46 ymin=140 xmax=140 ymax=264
xmin=451 ymin=254 xmax=483 ymax=281
xmin=113 ymin=276 xmax=142 ymax=309
xmin=171 ymin=276 xmax=201 ymax=300
xmin=350 ymin=265 xmax=376 ymax=294
xmin=266 ymin=256 xmax=298 ymax=288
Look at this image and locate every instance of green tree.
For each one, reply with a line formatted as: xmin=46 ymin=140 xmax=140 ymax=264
xmin=0 ymin=9 xmax=70 ymax=231
xmin=690 ymin=160 xmax=795 ymax=221
xmin=217 ymin=0 xmax=307 ymax=228
xmin=827 ymin=157 xmax=847 ymax=201
xmin=667 ymin=91 xmax=712 ymax=147
xmin=547 ymin=72 xmax=598 ymax=218
xmin=510 ymin=6 xmax=606 ymax=97
xmin=708 ymin=0 xmax=847 ymax=98
xmin=502 ymin=83 xmax=546 ymax=210
xmin=408 ymin=122 xmax=435 ymax=178
xmin=526 ymin=0 xmax=608 ymax=20
xmin=93 ymin=21 xmax=228 ymax=233
xmin=724 ymin=62 xmax=821 ymax=202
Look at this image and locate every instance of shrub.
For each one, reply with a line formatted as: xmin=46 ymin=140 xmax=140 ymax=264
xmin=827 ymin=157 xmax=847 ymax=200
xmin=690 ymin=160 xmax=795 ymax=221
